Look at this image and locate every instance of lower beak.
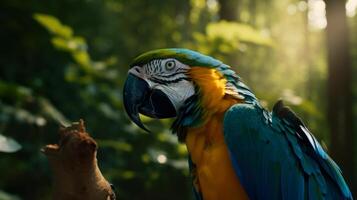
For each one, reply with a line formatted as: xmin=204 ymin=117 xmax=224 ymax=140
xmin=123 ymin=73 xmax=176 ymax=132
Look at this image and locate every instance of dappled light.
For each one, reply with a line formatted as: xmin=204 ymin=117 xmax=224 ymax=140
xmin=0 ymin=0 xmax=356 ymax=199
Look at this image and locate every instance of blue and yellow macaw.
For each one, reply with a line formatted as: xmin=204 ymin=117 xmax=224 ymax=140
xmin=123 ymin=48 xmax=352 ymax=200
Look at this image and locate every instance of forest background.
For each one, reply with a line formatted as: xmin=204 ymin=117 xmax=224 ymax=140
xmin=0 ymin=0 xmax=356 ymax=199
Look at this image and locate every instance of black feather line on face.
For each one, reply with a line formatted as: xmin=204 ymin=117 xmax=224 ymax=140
xmin=156 ymin=70 xmax=187 ymax=78
xmin=149 ymin=77 xmax=168 ymax=85
xmin=149 ymin=77 xmax=191 ymax=85
xmin=145 ymin=60 xmax=162 ymax=74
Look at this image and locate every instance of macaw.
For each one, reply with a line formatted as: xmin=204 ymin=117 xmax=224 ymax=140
xmin=123 ymin=48 xmax=352 ymax=200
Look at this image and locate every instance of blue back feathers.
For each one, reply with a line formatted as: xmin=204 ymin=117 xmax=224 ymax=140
xmin=223 ymin=101 xmax=352 ymax=200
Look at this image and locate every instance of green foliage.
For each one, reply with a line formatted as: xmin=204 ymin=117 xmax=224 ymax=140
xmin=34 ymin=14 xmax=73 ymax=38
xmin=206 ymin=21 xmax=272 ymax=45
xmin=0 ymin=190 xmax=20 ymax=200
xmin=0 ymin=0 xmax=356 ymax=199
xmin=192 ymin=20 xmax=273 ymax=61
xmin=33 ymin=13 xmax=111 ymax=80
xmin=0 ymin=135 xmax=21 ymax=153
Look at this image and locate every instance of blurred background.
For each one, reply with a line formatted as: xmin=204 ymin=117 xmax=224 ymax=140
xmin=0 ymin=0 xmax=356 ymax=199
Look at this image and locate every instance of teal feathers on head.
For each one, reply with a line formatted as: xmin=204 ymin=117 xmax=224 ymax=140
xmin=130 ymin=48 xmax=222 ymax=68
xmin=130 ymin=48 xmax=242 ymax=84
xmin=130 ymin=48 xmax=253 ymax=99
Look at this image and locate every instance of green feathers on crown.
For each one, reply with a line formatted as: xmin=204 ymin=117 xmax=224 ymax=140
xmin=130 ymin=48 xmax=223 ymax=68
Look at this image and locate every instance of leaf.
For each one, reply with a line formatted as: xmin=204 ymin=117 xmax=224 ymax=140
xmin=51 ymin=37 xmax=74 ymax=51
xmin=0 ymin=80 xmax=32 ymax=101
xmin=206 ymin=21 xmax=274 ymax=47
xmin=0 ymin=134 xmax=21 ymax=153
xmin=38 ymin=97 xmax=70 ymax=126
xmin=0 ymin=102 xmax=39 ymax=125
xmin=51 ymin=36 xmax=88 ymax=52
xmin=33 ymin=13 xmax=73 ymax=38
xmin=0 ymin=190 xmax=21 ymax=200
xmin=98 ymin=140 xmax=133 ymax=152
xmin=73 ymin=51 xmax=91 ymax=67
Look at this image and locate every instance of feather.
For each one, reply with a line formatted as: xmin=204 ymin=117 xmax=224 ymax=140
xmin=223 ymin=103 xmax=352 ymax=200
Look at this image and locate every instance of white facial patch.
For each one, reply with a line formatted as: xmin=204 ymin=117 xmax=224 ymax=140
xmin=153 ymin=80 xmax=195 ymax=111
xmin=128 ymin=59 xmax=195 ymax=112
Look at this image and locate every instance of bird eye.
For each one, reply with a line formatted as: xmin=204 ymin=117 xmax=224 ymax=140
xmin=165 ymin=60 xmax=176 ymax=71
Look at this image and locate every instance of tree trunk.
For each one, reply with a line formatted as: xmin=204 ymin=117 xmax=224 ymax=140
xmin=325 ymin=0 xmax=355 ymax=193
xmin=249 ymin=0 xmax=257 ymax=26
xmin=218 ymin=0 xmax=239 ymax=21
xmin=304 ymin=0 xmax=312 ymax=100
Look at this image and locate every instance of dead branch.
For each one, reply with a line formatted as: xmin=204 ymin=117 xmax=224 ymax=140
xmin=42 ymin=120 xmax=116 ymax=200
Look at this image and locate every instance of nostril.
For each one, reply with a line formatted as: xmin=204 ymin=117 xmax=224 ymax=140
xmin=135 ymin=67 xmax=140 ymax=73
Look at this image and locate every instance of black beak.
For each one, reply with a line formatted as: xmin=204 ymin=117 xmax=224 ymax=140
xmin=123 ymin=73 xmax=177 ymax=132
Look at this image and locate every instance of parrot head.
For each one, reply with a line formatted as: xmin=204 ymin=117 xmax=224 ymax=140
xmin=123 ymin=48 xmax=254 ymax=135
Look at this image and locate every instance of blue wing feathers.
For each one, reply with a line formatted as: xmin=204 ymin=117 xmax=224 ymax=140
xmin=273 ymin=101 xmax=351 ymax=198
xmin=223 ymin=102 xmax=352 ymax=200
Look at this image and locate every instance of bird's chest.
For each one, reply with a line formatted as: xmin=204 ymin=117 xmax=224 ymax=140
xmin=186 ymin=115 xmax=248 ymax=200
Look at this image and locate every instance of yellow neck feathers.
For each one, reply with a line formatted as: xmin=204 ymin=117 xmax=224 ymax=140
xmin=188 ymin=67 xmax=239 ymax=115
xmin=185 ymin=67 xmax=249 ymax=200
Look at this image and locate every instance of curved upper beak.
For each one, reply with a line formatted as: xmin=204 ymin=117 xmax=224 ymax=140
xmin=123 ymin=73 xmax=151 ymax=132
xmin=123 ymin=73 xmax=177 ymax=132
